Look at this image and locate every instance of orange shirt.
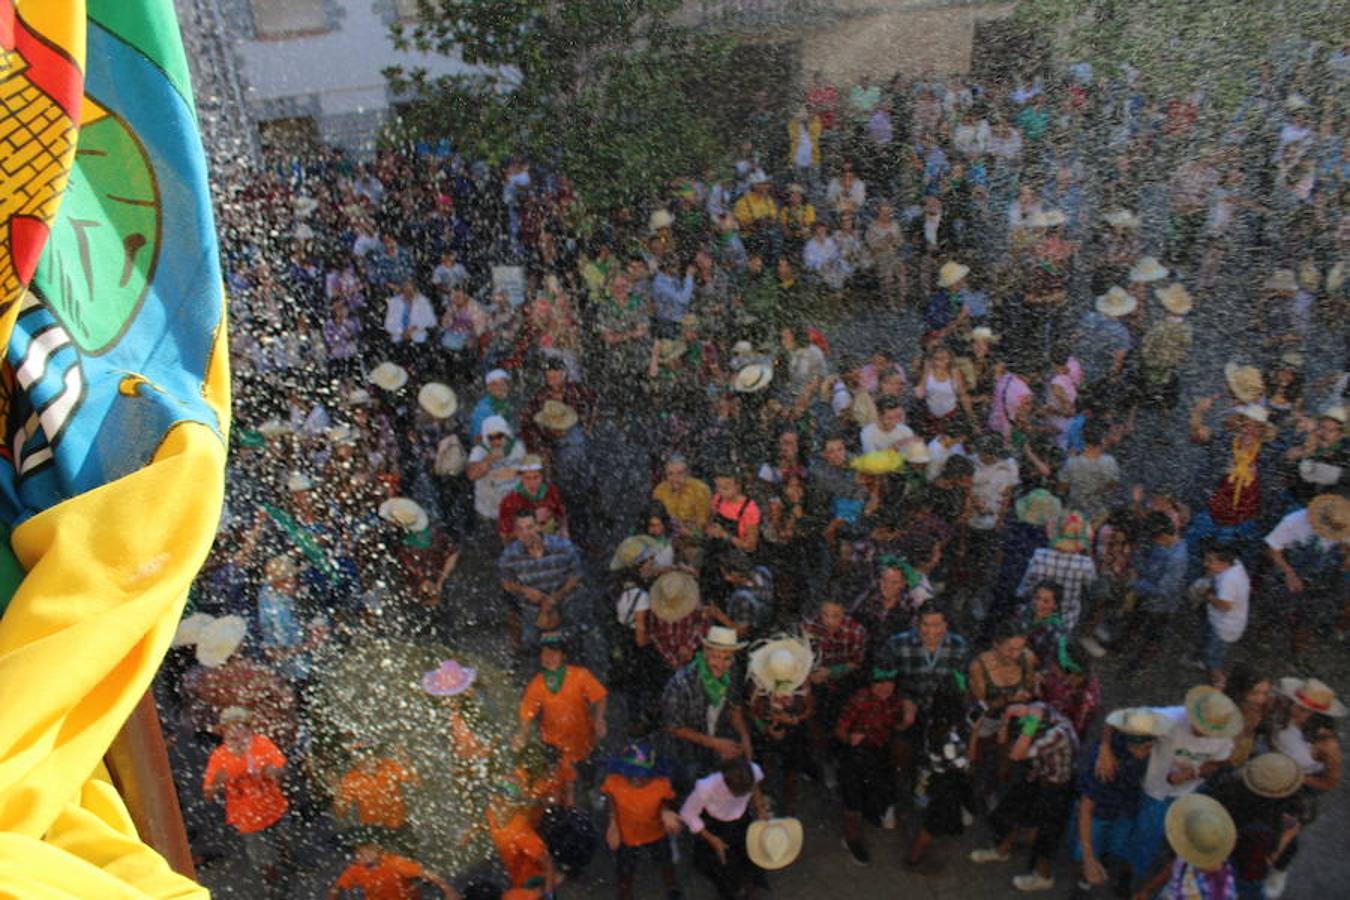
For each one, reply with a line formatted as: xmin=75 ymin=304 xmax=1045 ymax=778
xmin=601 ymin=773 xmax=675 ymax=847
xmin=336 ymin=759 xmax=416 ymax=829
xmin=202 ymin=734 xmax=288 ymax=834
xmin=489 ymin=809 xmax=548 ymax=889
xmin=334 ymin=853 xmax=424 ymax=900
xmin=518 ymin=665 xmax=607 ymax=761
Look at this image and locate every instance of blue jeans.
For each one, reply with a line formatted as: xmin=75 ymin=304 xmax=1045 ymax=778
xmin=1203 ymin=620 xmax=1235 ymax=671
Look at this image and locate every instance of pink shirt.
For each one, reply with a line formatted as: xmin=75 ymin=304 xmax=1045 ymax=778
xmin=989 ymin=374 xmax=1032 ymax=440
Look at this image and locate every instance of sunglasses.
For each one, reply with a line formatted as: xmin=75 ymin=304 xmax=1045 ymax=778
xmin=488 ymin=434 xmax=507 ymax=440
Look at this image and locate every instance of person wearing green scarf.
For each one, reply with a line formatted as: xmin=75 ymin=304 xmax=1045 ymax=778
xmin=663 ymin=627 xmax=752 ymax=779
xmin=495 ymin=455 xmax=569 ymax=542
xmin=512 ymin=632 xmax=609 ymax=781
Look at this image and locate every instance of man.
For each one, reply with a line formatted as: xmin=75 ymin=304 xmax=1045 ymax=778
xmin=835 ymin=668 xmax=917 ymax=864
xmin=498 ymin=510 xmax=585 ymax=651
xmin=733 ymin=173 xmax=781 ymax=258
xmin=513 ymin=631 xmax=608 ymax=799
xmin=1264 ymin=493 xmax=1348 ymax=650
xmin=1116 ymin=511 xmax=1188 ymax=661
xmin=859 ymin=396 xmax=915 ymax=454
xmin=651 ymin=255 xmax=697 ymax=340
xmin=382 ymin=279 xmax=437 ymax=363
xmin=1058 ymin=419 xmax=1120 ymax=525
xmin=468 ymin=369 xmax=516 ymax=442
xmin=595 ymin=270 xmax=651 ymax=385
xmin=708 ymin=551 xmax=773 ymax=643
xmin=908 ymin=196 xmax=956 ymax=297
xmin=334 ymin=741 xmax=419 ymax=837
xmin=367 ymin=232 xmax=415 ymax=289
xmin=966 ymin=434 xmax=1020 ymax=615
xmin=661 ymin=626 xmax=753 ymax=789
xmin=496 ymin=454 xmax=569 ymax=542
xmin=1074 ymin=286 xmax=1135 ymax=387
xmin=1017 ymin=511 xmax=1098 ymax=632
xmin=1196 ymin=543 xmax=1249 ymax=685
xmin=328 ymin=834 xmax=457 ymax=900
xmin=203 ymin=707 xmax=290 ymax=889
xmin=652 ymin=453 xmax=712 ymax=539
xmin=521 ymin=358 xmax=597 ymax=457
xmin=680 ymin=758 xmax=770 ymax=900
xmin=880 ymin=605 xmax=969 ymax=714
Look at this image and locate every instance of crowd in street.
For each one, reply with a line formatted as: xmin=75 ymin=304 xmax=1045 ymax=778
xmin=158 ymin=50 xmax=1349 ymax=900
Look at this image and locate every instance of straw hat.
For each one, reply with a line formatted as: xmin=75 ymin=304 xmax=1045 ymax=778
xmin=1015 ymin=489 xmax=1064 ymax=526
xmin=533 ymin=400 xmax=579 ymax=432
xmin=1277 ymin=676 xmax=1347 ymax=717
xmin=1095 ymin=285 xmax=1138 ymax=318
xmin=609 ymin=535 xmax=661 ymax=572
xmin=1129 ymin=256 xmax=1169 ymax=283
xmin=649 ymin=571 xmax=700 ymax=623
xmin=173 ymin=612 xmax=216 ymax=648
xmin=1026 ymin=210 xmax=1050 ymax=229
xmin=286 ymin=471 xmax=314 ymax=493
xmin=1241 ymin=753 xmax=1304 ymax=799
xmin=938 ymin=261 xmax=970 ymax=288
xmin=1185 ymin=685 xmax=1242 ymax=738
xmin=195 ymin=615 xmax=248 ymax=668
xmin=1232 ymin=404 xmax=1269 ymax=424
xmin=747 ymin=818 xmax=804 ymax=870
xmin=368 ymin=361 xmax=409 ymax=391
xmin=1103 ymin=209 xmax=1140 ymax=229
xmin=418 ymin=382 xmax=458 ymax=419
xmin=219 ymin=706 xmax=252 ymax=726
xmin=379 ymin=497 xmax=430 ymax=532
xmin=970 ymin=326 xmax=999 ymax=343
xmin=748 ymin=636 xmax=814 ymax=696
xmin=703 ymin=625 xmax=748 ymax=651
xmin=1279 ymin=351 xmax=1305 ymax=370
xmin=1223 ymin=363 xmax=1264 ymax=403
xmin=786 ymin=183 xmax=807 ymax=195
xmin=1105 ymin=707 xmax=1174 ymax=738
xmin=733 ymin=363 xmax=773 ymax=394
xmin=1165 ymin=794 xmax=1236 ymax=870
xmin=1156 ymin=283 xmax=1193 ymax=315
xmin=1264 ymin=269 xmax=1298 ymax=293
xmin=649 ymin=209 xmax=675 ymax=232
xmin=899 ymin=439 xmax=931 ymax=465
xmin=421 ymin=659 xmax=477 ymax=696
xmin=326 ymin=424 xmax=357 ymax=446
xmin=1049 ymin=510 xmax=1092 ymax=553
xmin=1306 ymin=494 xmax=1350 ymax=543
xmin=347 ymin=388 xmax=373 ymax=407
xmin=264 ymin=555 xmax=299 ymax=581
xmin=1316 ymin=404 xmax=1346 ymax=424
xmin=850 ymin=449 xmax=904 ymax=476
xmin=1040 ymin=208 xmax=1067 ymax=227
xmin=258 ymin=418 xmax=292 ymax=438
xmin=1297 ymin=260 xmax=1321 ymax=292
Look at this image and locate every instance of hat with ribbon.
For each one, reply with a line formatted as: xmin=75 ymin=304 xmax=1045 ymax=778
xmin=1185 ymin=685 xmax=1242 ymax=738
xmin=1277 ymin=676 xmax=1347 ymax=717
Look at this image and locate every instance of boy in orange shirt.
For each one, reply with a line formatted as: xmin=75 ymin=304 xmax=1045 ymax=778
xmin=513 ymin=631 xmax=608 ymax=799
xmin=601 ymin=742 xmax=684 ymax=900
xmin=485 ymin=782 xmax=558 ymax=897
xmin=202 ymin=706 xmax=291 ymax=887
xmin=328 ymin=832 xmax=457 ymax=900
xmin=334 ymin=739 xmax=420 ymax=844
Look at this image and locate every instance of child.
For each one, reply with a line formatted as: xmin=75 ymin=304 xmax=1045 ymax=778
xmin=600 ymin=742 xmax=683 ymax=900
xmin=906 ymin=684 xmax=978 ymax=867
xmin=835 ymin=667 xmax=917 ymax=865
xmin=328 ymin=832 xmax=457 ymax=900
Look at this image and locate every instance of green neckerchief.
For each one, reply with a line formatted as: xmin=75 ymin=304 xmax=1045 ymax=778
xmin=542 ymin=664 xmax=568 ymax=694
xmin=516 ymin=481 xmax=549 ymax=502
xmin=262 ymin=503 xmax=335 ymax=579
xmin=403 ymin=528 xmax=433 ymax=549
xmin=694 ymin=652 xmax=730 ymax=707
xmin=606 ymin=289 xmax=643 ymax=315
xmin=1033 ymin=612 xmax=1063 ymax=631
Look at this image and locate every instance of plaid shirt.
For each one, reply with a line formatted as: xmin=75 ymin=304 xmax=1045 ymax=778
xmin=1026 ymin=709 xmax=1079 ymax=785
xmin=649 ymin=608 xmax=709 ymax=671
xmin=837 ymin=686 xmax=909 ymax=748
xmin=801 ymin=614 xmax=868 ymax=672
xmin=497 ymin=535 xmax=583 ymax=596
xmin=880 ymin=631 xmax=970 ymax=708
xmin=1016 ymin=548 xmax=1097 ymax=630
xmin=661 ymin=660 xmax=744 ymax=762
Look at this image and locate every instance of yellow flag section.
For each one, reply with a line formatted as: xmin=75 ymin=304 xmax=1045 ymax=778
xmin=0 ymin=0 xmax=227 ymax=896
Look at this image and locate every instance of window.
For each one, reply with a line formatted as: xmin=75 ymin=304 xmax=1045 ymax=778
xmin=251 ymin=0 xmax=328 ymax=38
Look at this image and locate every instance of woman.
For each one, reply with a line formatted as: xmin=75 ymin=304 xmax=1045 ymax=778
xmin=762 ymin=473 xmax=810 ymax=621
xmin=1039 ymin=636 xmax=1101 ymax=740
xmin=802 ymin=221 xmax=849 ymax=292
xmin=913 ymin=343 xmax=975 ymax=435
xmin=706 ymin=470 xmax=762 ymax=563
xmin=1019 ymin=580 xmax=1068 ymax=670
xmin=866 ymin=202 xmax=906 ymax=306
xmin=1043 ymin=346 xmax=1083 ymax=449
xmin=824 ymin=159 xmax=866 ymax=216
xmin=969 ymin=621 xmax=1039 ymax=743
xmin=1224 ymin=664 xmax=1274 ymax=767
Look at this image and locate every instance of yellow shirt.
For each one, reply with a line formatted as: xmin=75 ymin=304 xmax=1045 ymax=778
xmin=652 ymin=478 xmax=712 ymax=531
xmin=734 ymin=192 xmax=779 ymax=229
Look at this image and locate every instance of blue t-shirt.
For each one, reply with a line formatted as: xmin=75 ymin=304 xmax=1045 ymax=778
xmin=1077 ymin=736 xmax=1149 ymax=820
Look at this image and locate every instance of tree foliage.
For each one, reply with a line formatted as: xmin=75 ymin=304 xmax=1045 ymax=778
xmin=384 ymin=0 xmax=735 ymax=211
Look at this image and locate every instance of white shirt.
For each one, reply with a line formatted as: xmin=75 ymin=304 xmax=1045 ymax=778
xmin=925 ymin=438 xmax=966 ymax=482
xmin=468 ymin=440 xmax=526 ymax=519
xmin=1208 ymin=562 xmax=1250 ymax=643
xmin=860 ymin=422 xmax=915 ymax=454
xmin=794 ymin=122 xmax=814 ymax=168
xmin=970 ymin=457 xmax=1020 ymax=529
xmin=680 ymin=764 xmax=764 ymax=833
xmin=384 ymin=292 xmax=437 ymax=344
xmin=616 ymin=586 xmax=650 ymax=628
xmin=1265 ymin=509 xmax=1337 ymax=555
xmin=1142 ymin=706 xmax=1233 ymax=800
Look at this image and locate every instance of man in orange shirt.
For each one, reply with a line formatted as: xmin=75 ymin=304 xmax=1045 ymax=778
xmin=334 ymin=740 xmax=420 ymax=842
xmin=513 ymin=631 xmax=608 ymax=795
xmin=202 ymin=706 xmax=291 ymax=887
xmin=601 ymin=742 xmax=684 ymax=900
xmin=328 ymin=833 xmax=457 ymax=900
xmin=486 ymin=782 xmax=557 ymax=897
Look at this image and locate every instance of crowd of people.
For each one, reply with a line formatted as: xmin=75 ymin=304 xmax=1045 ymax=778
xmin=158 ymin=48 xmax=1349 ymax=900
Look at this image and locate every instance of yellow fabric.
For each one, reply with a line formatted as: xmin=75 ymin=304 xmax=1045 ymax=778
xmin=733 ymin=192 xmax=779 ymax=229
xmin=786 ymin=115 xmax=822 ymax=167
xmin=1228 ymin=436 xmax=1259 ymax=509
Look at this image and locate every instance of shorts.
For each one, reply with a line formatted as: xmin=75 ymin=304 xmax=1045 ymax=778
xmin=615 ymin=838 xmax=674 ymax=878
xmin=239 ymin=813 xmax=291 ymax=871
xmin=1202 ymin=621 xmax=1235 ymax=671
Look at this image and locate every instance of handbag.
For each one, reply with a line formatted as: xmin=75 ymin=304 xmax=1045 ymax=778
xmin=434 ymin=434 xmax=466 ymax=476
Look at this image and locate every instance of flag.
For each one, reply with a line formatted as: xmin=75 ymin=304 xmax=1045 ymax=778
xmin=0 ymin=0 xmax=227 ymax=895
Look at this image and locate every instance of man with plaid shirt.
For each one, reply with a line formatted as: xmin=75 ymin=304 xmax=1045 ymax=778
xmin=1016 ymin=511 xmax=1098 ymax=630
xmin=498 ymin=510 xmax=585 ymax=651
xmin=801 ymin=598 xmax=868 ymax=786
xmin=969 ymin=703 xmax=1079 ymax=892
xmin=879 ymin=606 xmax=970 ymax=713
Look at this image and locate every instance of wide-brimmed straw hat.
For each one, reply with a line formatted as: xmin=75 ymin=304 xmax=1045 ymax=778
xmin=1307 ymin=494 xmax=1350 ymax=543
xmin=747 ymin=818 xmax=804 ymax=870
xmin=703 ymin=625 xmax=748 ymax=651
xmin=748 ymin=636 xmax=814 ymax=696
xmin=970 ymin=326 xmax=999 ymax=343
xmin=1165 ymin=794 xmax=1236 ymax=870
xmin=1185 ymin=685 xmax=1242 ymax=738
xmin=418 ymin=382 xmax=458 ymax=419
xmin=649 ymin=209 xmax=674 ymax=232
xmin=1156 ymin=283 xmax=1193 ymax=315
xmin=195 ymin=615 xmax=248 ymax=668
xmin=368 ymin=361 xmax=409 ymax=392
xmin=1015 ymin=489 xmax=1064 ymax=526
xmin=1241 ymin=753 xmax=1304 ymax=799
xmin=733 ymin=363 xmax=773 ymax=394
xmin=379 ymin=497 xmax=430 ymax=533
xmin=1316 ymin=404 xmax=1346 ymax=425
xmin=421 ymin=659 xmax=477 ymax=696
xmin=609 ymin=535 xmax=661 ymax=572
xmin=1129 ymin=256 xmax=1168 ymax=283
xmin=1277 ymin=676 xmax=1347 ymax=717
xmin=1106 ymin=707 xmax=1173 ymax=738
xmin=1103 ymin=209 xmax=1140 ymax=229
xmin=1223 ymin=363 xmax=1264 ymax=403
xmin=1095 ymin=285 xmax=1138 ymax=318
xmin=219 ymin=706 xmax=252 ymax=726
xmin=649 ymin=571 xmax=700 ymax=623
xmin=938 ymin=261 xmax=970 ymax=288
xmin=1264 ymin=269 xmax=1298 ymax=293
xmin=534 ymin=400 xmax=579 ymax=432
xmin=899 ymin=439 xmax=931 ymax=465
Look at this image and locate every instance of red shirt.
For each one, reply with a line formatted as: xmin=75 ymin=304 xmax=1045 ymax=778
xmin=497 ymin=483 xmax=569 ymax=541
xmin=334 ymin=854 xmax=425 ymax=900
xmin=837 ymin=687 xmax=908 ymax=748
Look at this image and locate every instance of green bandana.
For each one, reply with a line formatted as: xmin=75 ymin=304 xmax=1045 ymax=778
xmin=515 ymin=481 xmax=549 ymax=502
xmin=402 ymin=528 xmax=433 ymax=549
xmin=694 ymin=652 xmax=730 ymax=708
xmin=1056 ymin=637 xmax=1082 ymax=674
xmin=542 ymin=664 xmax=567 ymax=694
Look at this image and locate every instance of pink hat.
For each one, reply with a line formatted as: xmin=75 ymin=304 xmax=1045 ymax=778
xmin=421 ymin=659 xmax=477 ymax=696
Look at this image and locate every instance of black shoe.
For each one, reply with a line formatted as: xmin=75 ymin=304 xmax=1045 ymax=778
xmin=843 ymin=837 xmax=870 ymax=866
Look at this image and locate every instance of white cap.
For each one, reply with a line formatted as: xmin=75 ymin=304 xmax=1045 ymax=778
xmin=485 ymin=368 xmax=511 ymax=384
